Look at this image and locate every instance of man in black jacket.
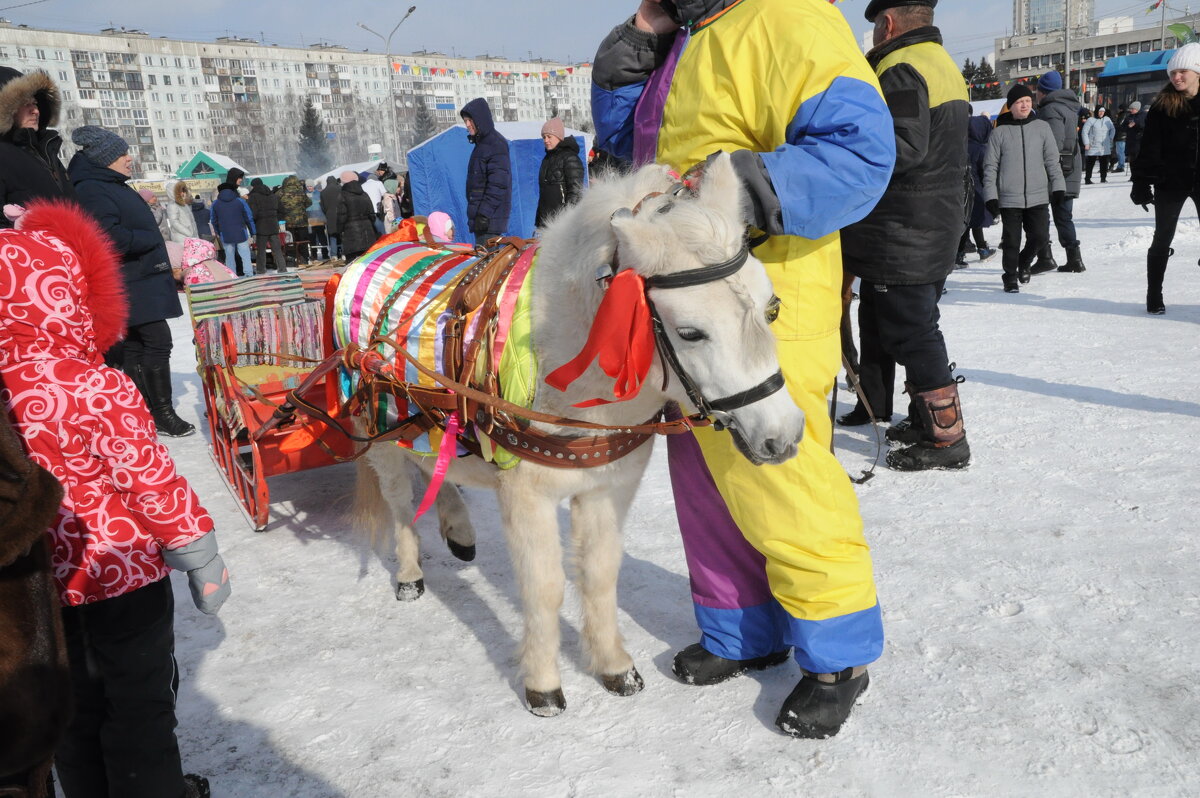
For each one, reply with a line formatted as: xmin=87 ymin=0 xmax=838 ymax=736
xmin=534 ymin=117 xmax=585 ymax=231
xmin=0 ymin=67 xmax=74 ymax=225
xmin=460 ymin=98 xmax=511 ymax=245
xmin=246 ymin=177 xmax=286 ymax=273
xmin=840 ymin=0 xmax=971 ymax=471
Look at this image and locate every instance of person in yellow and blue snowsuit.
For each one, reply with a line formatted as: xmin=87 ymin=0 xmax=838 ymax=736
xmin=592 ymin=0 xmax=895 ymax=738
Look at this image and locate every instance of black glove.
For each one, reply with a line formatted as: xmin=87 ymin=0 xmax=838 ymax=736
xmin=472 ymin=215 xmax=490 ymax=234
xmin=985 ymin=199 xmax=1000 ymax=217
xmin=1130 ymin=183 xmax=1154 ymax=211
xmin=1051 ymin=190 xmax=1066 ymax=205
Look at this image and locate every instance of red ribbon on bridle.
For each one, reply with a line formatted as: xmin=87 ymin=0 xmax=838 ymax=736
xmin=544 ymin=269 xmax=656 ymax=407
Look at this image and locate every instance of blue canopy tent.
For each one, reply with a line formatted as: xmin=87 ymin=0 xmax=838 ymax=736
xmin=407 ymin=121 xmax=589 ymax=239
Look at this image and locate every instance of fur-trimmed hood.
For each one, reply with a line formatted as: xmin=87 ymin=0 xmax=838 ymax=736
xmin=0 ymin=200 xmax=129 ymax=363
xmin=0 ymin=67 xmax=59 ymax=137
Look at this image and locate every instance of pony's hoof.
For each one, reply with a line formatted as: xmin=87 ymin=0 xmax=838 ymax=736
xmin=447 ymin=541 xmax=476 ymax=562
xmin=525 ymin=687 xmax=566 ymax=717
xmin=395 ymin=579 xmax=425 ymax=601
xmin=601 ymin=667 xmax=644 ymax=697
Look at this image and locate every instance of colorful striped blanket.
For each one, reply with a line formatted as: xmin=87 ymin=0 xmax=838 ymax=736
xmin=332 ymin=241 xmax=539 ymax=467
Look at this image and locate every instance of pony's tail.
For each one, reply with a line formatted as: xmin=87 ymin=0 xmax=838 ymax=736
xmin=350 ymin=458 xmax=391 ymax=547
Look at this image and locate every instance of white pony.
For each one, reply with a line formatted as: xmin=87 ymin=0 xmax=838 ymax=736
xmin=353 ymin=153 xmax=805 ymax=715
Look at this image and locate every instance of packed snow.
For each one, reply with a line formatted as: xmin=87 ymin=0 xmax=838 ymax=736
xmin=158 ymin=179 xmax=1199 ymax=797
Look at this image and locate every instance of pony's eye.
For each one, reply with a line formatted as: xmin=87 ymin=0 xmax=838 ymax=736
xmin=765 ymin=295 xmax=781 ymax=324
xmin=676 ymin=327 xmax=708 ymax=342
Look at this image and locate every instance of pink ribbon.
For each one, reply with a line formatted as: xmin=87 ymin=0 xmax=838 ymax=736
xmin=412 ymin=411 xmax=460 ymax=524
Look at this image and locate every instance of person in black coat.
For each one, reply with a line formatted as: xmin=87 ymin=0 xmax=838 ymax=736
xmin=319 ymin=175 xmax=342 ymax=257
xmin=190 ymin=194 xmax=212 ymax=238
xmin=246 ymin=178 xmax=286 ymax=273
xmin=68 ymin=125 xmax=195 ymax=437
xmin=460 ymin=97 xmax=511 ymax=245
xmin=956 ymin=112 xmax=997 ymax=266
xmin=0 ymin=67 xmax=74 ymax=226
xmin=330 ymin=171 xmax=378 ymax=260
xmin=1123 ymin=100 xmax=1146 ymax=176
xmin=534 ymin=117 xmax=585 ymax=231
xmin=1130 ymin=44 xmax=1200 ymax=314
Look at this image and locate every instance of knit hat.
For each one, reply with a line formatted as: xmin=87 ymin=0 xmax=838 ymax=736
xmin=1037 ymin=71 xmax=1063 ymax=92
xmin=541 ymin=117 xmax=565 ymax=140
xmin=71 ymin=125 xmax=128 ymax=168
xmin=1007 ymin=83 xmax=1035 ymax=107
xmin=1168 ymin=42 xmax=1200 ymax=75
xmin=1128 ymin=101 xmax=1142 ymax=112
xmin=427 ymin=211 xmax=454 ymax=243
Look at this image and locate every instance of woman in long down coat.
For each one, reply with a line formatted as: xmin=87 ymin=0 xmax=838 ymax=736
xmin=0 ymin=199 xmax=229 ymax=798
xmin=67 ymin=125 xmax=195 ymax=437
xmin=1082 ymin=105 xmax=1116 ymax=183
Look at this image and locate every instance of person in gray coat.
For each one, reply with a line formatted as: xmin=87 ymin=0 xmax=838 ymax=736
xmin=983 ymin=83 xmax=1066 ymax=293
xmin=1035 ymin=71 xmax=1086 ymax=273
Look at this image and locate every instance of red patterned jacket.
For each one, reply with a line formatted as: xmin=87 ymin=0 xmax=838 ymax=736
xmin=0 ymin=200 xmax=214 ymax=606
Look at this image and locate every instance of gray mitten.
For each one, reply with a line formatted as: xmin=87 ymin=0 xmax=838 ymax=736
xmin=163 ymin=532 xmax=230 ymax=615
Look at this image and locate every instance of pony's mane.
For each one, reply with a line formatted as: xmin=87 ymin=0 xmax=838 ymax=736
xmin=542 ymin=160 xmax=748 ymax=283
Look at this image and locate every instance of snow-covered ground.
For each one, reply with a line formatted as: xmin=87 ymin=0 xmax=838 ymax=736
xmin=158 ymin=178 xmax=1200 ymax=797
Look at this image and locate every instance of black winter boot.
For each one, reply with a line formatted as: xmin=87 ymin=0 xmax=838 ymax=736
xmin=1147 ymin=252 xmax=1169 ymax=314
xmin=672 ymin=643 xmax=791 ymax=686
xmin=776 ymin=667 xmax=870 ymax=739
xmin=885 ymin=382 xmax=923 ymax=445
xmin=143 ymin=364 xmax=196 ymax=438
xmin=1058 ymin=245 xmax=1086 ymax=273
xmin=1017 ymin=250 xmax=1034 ymax=284
xmin=1031 ymin=246 xmax=1058 ymax=274
xmin=837 ymin=402 xmax=881 ymax=427
xmin=886 ymin=380 xmax=970 ymax=471
xmin=184 ymin=774 xmax=211 ymax=798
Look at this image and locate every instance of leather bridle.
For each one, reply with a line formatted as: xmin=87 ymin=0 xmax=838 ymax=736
xmin=604 ymin=238 xmax=785 ymax=431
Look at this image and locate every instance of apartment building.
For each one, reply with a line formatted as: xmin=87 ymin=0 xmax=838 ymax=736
xmin=0 ymin=20 xmax=593 ymax=178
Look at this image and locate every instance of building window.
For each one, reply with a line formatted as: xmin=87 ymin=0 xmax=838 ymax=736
xmin=1084 ymin=48 xmax=1093 ymax=60
xmin=1105 ymin=46 xmax=1116 ymax=58
xmin=148 ymin=74 xmax=156 ymax=85
xmin=1117 ymin=44 xmax=1127 ymax=56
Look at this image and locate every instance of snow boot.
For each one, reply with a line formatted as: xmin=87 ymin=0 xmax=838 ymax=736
xmin=1002 ymin=275 xmax=1020 ymax=293
xmin=1058 ymin=245 xmax=1086 ymax=273
xmin=184 ymin=774 xmax=211 ymax=798
xmin=143 ymin=364 xmax=196 ymax=438
xmin=885 ymin=383 xmax=923 ymax=445
xmin=1017 ymin=250 xmax=1034 ymax=284
xmin=775 ymin=667 xmax=870 ymax=739
xmin=886 ymin=381 xmax=970 ymax=471
xmin=954 ymin=251 xmax=968 ymax=268
xmin=977 ymin=246 xmax=996 ymax=262
xmin=837 ymin=403 xmax=877 ymax=427
xmin=1147 ymin=252 xmax=1169 ymax=314
xmin=1030 ymin=246 xmax=1058 ymax=274
xmin=672 ymin=643 xmax=790 ymax=686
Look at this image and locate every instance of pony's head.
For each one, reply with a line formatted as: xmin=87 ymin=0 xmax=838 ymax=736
xmin=609 ymin=154 xmax=805 ymax=465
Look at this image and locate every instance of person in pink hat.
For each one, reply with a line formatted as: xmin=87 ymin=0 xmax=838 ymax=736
xmin=534 ymin=116 xmax=584 ymax=232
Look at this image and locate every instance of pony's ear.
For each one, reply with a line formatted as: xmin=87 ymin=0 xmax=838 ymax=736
xmin=611 ymin=206 xmax=669 ymax=272
xmin=697 ymin=151 xmax=749 ymax=226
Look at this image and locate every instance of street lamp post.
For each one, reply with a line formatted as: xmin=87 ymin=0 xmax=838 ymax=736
xmin=358 ymin=5 xmax=417 ymax=165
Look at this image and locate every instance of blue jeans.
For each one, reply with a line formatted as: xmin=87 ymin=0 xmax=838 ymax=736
xmin=1050 ymin=195 xmax=1078 ymax=249
xmin=1115 ymin=141 xmax=1126 ymax=170
xmin=221 ymin=239 xmax=252 ymax=276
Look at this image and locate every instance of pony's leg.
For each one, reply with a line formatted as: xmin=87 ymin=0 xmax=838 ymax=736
xmin=571 ymin=481 xmax=643 ymax=697
xmin=435 ymin=483 xmax=476 ymax=562
xmin=496 ymin=474 xmax=567 ymax=716
xmin=357 ymin=452 xmax=425 ymax=600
